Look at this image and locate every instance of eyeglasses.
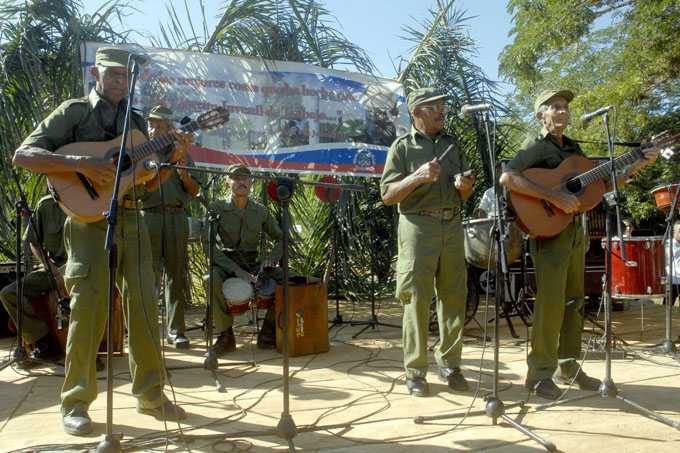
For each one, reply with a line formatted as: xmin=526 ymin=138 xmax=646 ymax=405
xmin=418 ymin=104 xmax=450 ymax=114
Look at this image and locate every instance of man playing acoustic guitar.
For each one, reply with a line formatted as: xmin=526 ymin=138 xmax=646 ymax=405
xmin=500 ymin=89 xmax=658 ymax=400
xmin=13 ymin=47 xmax=188 ymax=435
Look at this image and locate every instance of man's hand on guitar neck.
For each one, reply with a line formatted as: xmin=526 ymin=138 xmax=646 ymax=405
xmin=168 ymin=130 xmax=193 ymax=164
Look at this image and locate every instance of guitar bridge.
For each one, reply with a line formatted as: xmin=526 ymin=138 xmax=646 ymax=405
xmin=541 ymin=200 xmax=555 ymax=217
xmin=77 ymin=172 xmax=99 ymax=200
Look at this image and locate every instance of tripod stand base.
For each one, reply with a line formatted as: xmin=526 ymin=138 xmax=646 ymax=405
xmin=329 ymin=313 xmax=352 ymax=330
xmin=277 ymin=411 xmax=297 ymax=440
xmin=351 ymin=315 xmax=400 ymax=339
xmin=657 ymin=339 xmax=678 ymax=354
xmin=599 ymin=378 xmax=618 ymax=398
xmin=96 ymin=434 xmax=122 ymax=453
xmin=413 ymin=396 xmax=556 ymax=451
xmin=0 ymin=347 xmax=29 ymax=371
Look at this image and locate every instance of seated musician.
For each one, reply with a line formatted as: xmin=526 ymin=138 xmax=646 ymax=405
xmin=205 ymin=164 xmax=282 ymax=354
xmin=499 ymin=89 xmax=658 ymax=400
xmin=12 ymin=46 xmax=188 ymax=435
xmin=0 ymin=194 xmax=66 ymax=361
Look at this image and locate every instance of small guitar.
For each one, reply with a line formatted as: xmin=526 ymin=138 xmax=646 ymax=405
xmin=508 ymin=130 xmax=680 ymax=239
xmin=48 ymin=107 xmax=229 ymax=223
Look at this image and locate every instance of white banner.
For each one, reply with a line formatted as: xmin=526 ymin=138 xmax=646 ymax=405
xmin=81 ymin=42 xmax=410 ymax=177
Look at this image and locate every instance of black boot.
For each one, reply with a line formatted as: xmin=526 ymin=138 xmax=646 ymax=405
xmin=31 ymin=334 xmax=62 ymax=361
xmin=257 ymin=317 xmax=276 ymax=350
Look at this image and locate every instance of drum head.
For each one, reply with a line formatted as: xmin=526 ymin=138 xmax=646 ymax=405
xmin=256 ymin=277 xmax=276 ymax=298
xmin=222 ymin=278 xmax=254 ymax=307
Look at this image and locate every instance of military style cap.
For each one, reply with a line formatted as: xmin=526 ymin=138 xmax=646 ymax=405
xmin=407 ymin=87 xmax=449 ymax=110
xmin=148 ymin=105 xmax=174 ymax=121
xmin=95 ymin=46 xmax=132 ymax=68
xmin=534 ymin=89 xmax=575 ymax=113
xmin=227 ymin=163 xmax=252 ymax=177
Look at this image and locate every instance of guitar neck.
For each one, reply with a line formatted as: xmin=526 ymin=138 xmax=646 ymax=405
xmin=128 ymin=133 xmax=178 ymax=164
xmin=575 ymin=148 xmax=643 ymax=187
xmin=129 ymin=120 xmax=200 ymax=163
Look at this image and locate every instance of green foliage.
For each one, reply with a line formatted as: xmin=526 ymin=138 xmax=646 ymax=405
xmin=500 ymin=0 xmax=680 ymax=223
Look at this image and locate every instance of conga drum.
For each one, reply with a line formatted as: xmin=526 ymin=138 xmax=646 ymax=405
xmin=255 ymin=277 xmax=276 ymax=310
xmin=221 ymin=277 xmax=254 ymax=315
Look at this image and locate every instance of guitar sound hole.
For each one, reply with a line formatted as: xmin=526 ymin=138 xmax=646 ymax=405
xmin=565 ymin=178 xmax=582 ymax=194
xmin=113 ymin=153 xmax=132 ymax=172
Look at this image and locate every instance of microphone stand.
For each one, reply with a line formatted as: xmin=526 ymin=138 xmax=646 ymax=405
xmin=351 ymin=210 xmax=401 ymax=339
xmin=533 ymin=112 xmax=680 ymax=431
xmin=413 ymin=110 xmax=557 ymax=451
xmin=656 ymin=183 xmax=680 ymax=354
xmin=0 ymin=200 xmax=30 ymax=371
xmin=97 ymin=56 xmax=142 ymax=453
xmin=159 ymin=163 xmax=364 ymax=451
xmin=327 ymin=202 xmax=351 ymax=329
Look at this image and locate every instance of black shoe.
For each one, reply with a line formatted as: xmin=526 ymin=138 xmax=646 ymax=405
xmin=211 ymin=328 xmax=236 ymax=356
xmin=556 ymin=372 xmax=602 ymax=391
xmin=406 ymin=377 xmax=430 ymax=397
xmin=63 ymin=407 xmax=92 ymax=436
xmin=137 ymin=398 xmax=187 ymax=421
xmin=167 ymin=333 xmax=191 ymax=349
xmin=526 ymin=378 xmax=562 ymax=400
xmin=257 ymin=319 xmax=276 ymax=350
xmin=438 ymin=367 xmax=469 ymax=391
xmin=31 ymin=334 xmax=62 ymax=361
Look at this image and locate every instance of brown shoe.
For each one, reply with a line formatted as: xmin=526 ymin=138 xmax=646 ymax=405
xmin=211 ymin=327 xmax=236 ymax=356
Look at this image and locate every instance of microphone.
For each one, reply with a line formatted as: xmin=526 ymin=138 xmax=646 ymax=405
xmin=144 ymin=160 xmax=159 ymax=171
xmin=580 ymin=105 xmax=613 ymax=125
xmin=458 ymin=103 xmax=493 ymax=118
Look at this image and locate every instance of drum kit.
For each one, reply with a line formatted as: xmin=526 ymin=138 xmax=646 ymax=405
xmin=599 ymin=182 xmax=680 ymax=303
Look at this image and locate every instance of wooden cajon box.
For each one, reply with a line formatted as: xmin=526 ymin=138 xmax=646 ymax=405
xmin=275 ymin=281 xmax=329 ymax=357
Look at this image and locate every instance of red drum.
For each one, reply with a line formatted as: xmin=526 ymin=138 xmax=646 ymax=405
xmin=255 ymin=277 xmax=276 ymax=309
xmin=650 ymin=184 xmax=680 ymax=212
xmin=604 ymin=236 xmax=664 ymax=299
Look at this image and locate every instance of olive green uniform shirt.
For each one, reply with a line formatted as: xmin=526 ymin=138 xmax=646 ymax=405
xmin=506 ymin=131 xmax=584 ymax=172
xmin=208 ymin=197 xmax=283 ymax=274
xmin=380 ymin=127 xmax=467 ymax=214
xmin=22 ymin=89 xmax=147 ymax=151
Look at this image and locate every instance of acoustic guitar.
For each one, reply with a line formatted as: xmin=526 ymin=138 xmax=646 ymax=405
xmin=48 ymin=107 xmax=229 ymax=223
xmin=507 ymin=130 xmax=679 ymax=239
